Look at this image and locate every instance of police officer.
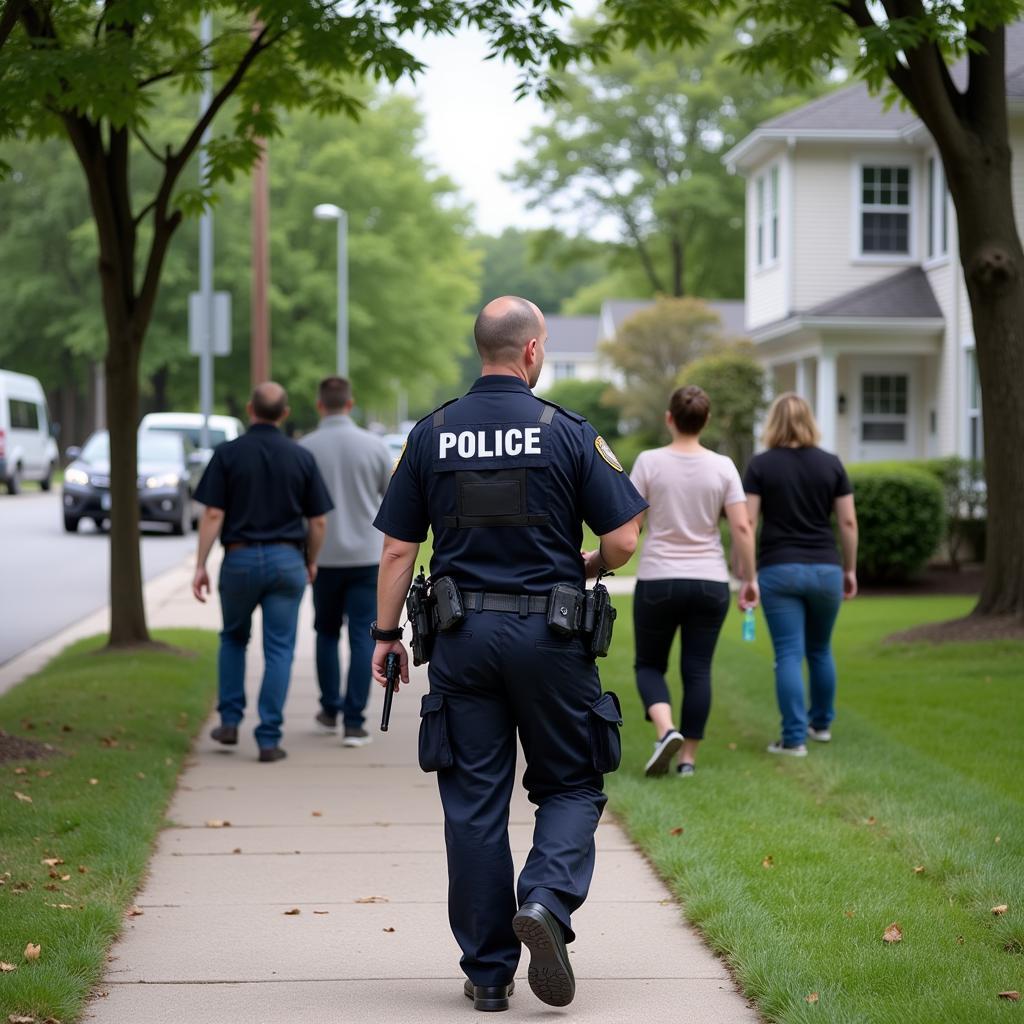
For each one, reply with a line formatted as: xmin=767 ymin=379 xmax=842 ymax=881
xmin=370 ymin=296 xmax=648 ymax=1012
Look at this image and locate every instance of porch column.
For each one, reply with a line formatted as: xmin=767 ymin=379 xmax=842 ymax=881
xmin=795 ymin=358 xmax=807 ymax=398
xmin=816 ymin=352 xmax=837 ymax=452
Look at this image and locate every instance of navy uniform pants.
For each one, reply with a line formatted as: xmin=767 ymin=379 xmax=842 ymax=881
xmin=421 ymin=611 xmax=622 ymax=987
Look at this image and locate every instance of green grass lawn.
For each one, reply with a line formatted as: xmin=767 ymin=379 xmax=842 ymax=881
xmin=602 ymin=596 xmax=1023 ymax=1023
xmin=0 ymin=631 xmax=216 ymax=1023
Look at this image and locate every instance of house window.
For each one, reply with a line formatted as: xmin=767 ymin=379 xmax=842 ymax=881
xmin=553 ymin=362 xmax=576 ymax=381
xmin=967 ymin=351 xmax=983 ymax=461
xmin=860 ymin=165 xmax=911 ymax=255
xmin=927 ymin=156 xmax=948 ymax=260
xmin=861 ymin=373 xmax=908 ymax=442
xmin=755 ymin=165 xmax=779 ymax=268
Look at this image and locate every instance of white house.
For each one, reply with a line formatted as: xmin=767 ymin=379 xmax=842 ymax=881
xmin=534 ymin=299 xmax=747 ymax=394
xmin=720 ymin=30 xmax=1024 ymax=463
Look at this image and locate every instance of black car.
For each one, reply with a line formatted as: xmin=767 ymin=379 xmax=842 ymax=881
xmin=61 ymin=430 xmax=203 ymax=534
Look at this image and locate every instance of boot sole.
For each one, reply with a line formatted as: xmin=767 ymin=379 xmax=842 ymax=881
xmin=512 ymin=906 xmax=575 ymax=1007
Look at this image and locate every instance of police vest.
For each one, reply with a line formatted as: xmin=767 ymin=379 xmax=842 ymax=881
xmin=430 ymin=401 xmax=561 ymax=529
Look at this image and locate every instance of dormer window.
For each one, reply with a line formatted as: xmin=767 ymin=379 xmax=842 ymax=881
xmin=859 ymin=165 xmax=911 ymax=256
xmin=755 ymin=164 xmax=779 ymax=269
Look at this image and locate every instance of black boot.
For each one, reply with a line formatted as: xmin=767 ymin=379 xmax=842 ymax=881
xmin=463 ymin=978 xmax=515 ymax=1012
xmin=512 ymin=902 xmax=575 ymax=1007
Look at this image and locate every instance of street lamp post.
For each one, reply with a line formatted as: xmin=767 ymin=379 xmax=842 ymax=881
xmin=313 ymin=203 xmax=348 ymax=378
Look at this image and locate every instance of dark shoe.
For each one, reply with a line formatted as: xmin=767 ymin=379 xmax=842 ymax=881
xmin=644 ymin=729 xmax=684 ymax=777
xmin=342 ymin=726 xmax=372 ymax=748
xmin=463 ymin=978 xmax=515 ymax=1012
xmin=315 ymin=710 xmax=338 ymax=732
xmin=210 ymin=724 xmax=238 ymax=745
xmin=258 ymin=747 xmax=287 ymax=763
xmin=512 ymin=902 xmax=575 ymax=1007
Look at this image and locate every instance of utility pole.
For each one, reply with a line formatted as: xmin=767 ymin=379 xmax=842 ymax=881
xmin=250 ymin=21 xmax=271 ymax=387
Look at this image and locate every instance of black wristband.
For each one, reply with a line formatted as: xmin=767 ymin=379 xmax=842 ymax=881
xmin=370 ymin=621 xmax=403 ymax=642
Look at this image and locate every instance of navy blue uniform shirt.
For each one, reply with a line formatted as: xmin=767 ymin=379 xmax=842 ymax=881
xmin=373 ymin=375 xmax=648 ymax=593
xmin=194 ymin=423 xmax=334 ymax=546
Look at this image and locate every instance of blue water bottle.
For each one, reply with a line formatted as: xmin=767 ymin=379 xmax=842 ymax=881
xmin=742 ymin=607 xmax=756 ymax=642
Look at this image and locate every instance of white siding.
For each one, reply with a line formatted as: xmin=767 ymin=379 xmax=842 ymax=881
xmin=791 ymin=145 xmax=922 ymax=311
xmin=745 ymin=162 xmax=788 ymax=330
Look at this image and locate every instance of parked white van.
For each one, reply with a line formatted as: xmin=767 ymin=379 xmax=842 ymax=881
xmin=0 ymin=369 xmax=59 ymax=494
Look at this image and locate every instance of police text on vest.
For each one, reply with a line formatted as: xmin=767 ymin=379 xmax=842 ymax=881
xmin=438 ymin=428 xmax=542 ymax=459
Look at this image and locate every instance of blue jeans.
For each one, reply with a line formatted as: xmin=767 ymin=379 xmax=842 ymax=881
xmin=312 ymin=564 xmax=378 ymax=729
xmin=758 ymin=563 xmax=844 ymax=747
xmin=217 ymin=545 xmax=308 ymax=749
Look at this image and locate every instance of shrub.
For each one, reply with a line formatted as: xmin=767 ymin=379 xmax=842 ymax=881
xmin=543 ymin=378 xmax=621 ymax=440
xmin=847 ymin=465 xmax=944 ymax=581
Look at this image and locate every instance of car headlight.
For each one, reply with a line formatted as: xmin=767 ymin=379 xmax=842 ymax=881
xmin=144 ymin=472 xmax=181 ymax=489
xmin=65 ymin=467 xmax=89 ymax=486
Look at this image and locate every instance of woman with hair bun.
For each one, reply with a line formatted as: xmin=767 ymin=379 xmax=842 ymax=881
xmin=743 ymin=392 xmax=859 ymax=757
xmin=629 ymin=385 xmax=758 ymax=778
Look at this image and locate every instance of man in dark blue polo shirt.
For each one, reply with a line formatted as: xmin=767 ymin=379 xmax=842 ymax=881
xmin=192 ymin=382 xmax=334 ymax=762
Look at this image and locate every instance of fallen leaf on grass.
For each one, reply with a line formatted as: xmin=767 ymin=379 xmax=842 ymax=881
xmin=77 ymin=866 xmax=88 ymax=874
xmin=23 ymin=943 xmax=41 ymax=961
xmin=41 ymin=858 xmax=63 ymax=867
xmin=0 ymin=962 xmax=16 ymax=972
xmin=998 ymin=991 xmax=1020 ymax=1002
xmin=100 ymin=737 xmax=118 ymax=748
xmin=727 ymin=742 xmax=737 ymax=751
xmin=204 ymin=820 xmax=232 ymax=828
xmin=135 ymin=773 xmax=146 ymax=780
xmin=913 ymin=866 xmax=926 ymax=874
xmin=88 ymin=779 xmax=98 ymax=786
xmin=992 ymin=904 xmax=1009 ymax=916
xmin=126 ymin=907 xmax=143 ymax=917
xmin=355 ymin=896 xmax=389 ymax=904
xmin=283 ymin=908 xmax=301 ymax=916
xmin=43 ymin=884 xmax=59 ymax=892
xmin=13 ymin=792 xmax=32 ymax=804
xmin=12 ymin=767 xmax=27 ymax=775
xmin=41 ymin=1017 xmax=62 ymax=1023
xmin=883 ymin=923 xmax=903 ymax=944
xmin=844 ymin=910 xmax=856 ymax=918
xmin=995 ymin=835 xmax=1001 ymax=844
xmin=865 ymin=816 xmax=877 ymax=826
xmin=58 ymin=874 xmax=70 ymax=882
xmin=9 ymin=1014 xmax=36 ymax=1023
xmin=36 ymin=771 xmax=51 ymax=779
xmin=383 ymin=927 xmax=396 ymax=933
xmin=805 ymin=993 xmax=819 ymax=1004
xmin=762 ymin=855 xmax=775 ymax=869
xmin=669 ymin=827 xmax=684 ymax=836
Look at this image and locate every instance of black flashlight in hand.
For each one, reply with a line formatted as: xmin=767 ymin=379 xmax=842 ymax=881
xmin=380 ymin=651 xmax=400 ymax=732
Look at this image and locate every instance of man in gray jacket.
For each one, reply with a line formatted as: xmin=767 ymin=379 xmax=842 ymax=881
xmin=300 ymin=377 xmax=393 ymax=746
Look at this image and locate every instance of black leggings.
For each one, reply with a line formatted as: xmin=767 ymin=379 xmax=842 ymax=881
xmin=633 ymin=578 xmax=730 ymax=740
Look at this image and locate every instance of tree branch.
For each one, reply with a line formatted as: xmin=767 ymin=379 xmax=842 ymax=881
xmin=0 ymin=0 xmax=27 ymax=52
xmin=966 ymin=22 xmax=1007 ymax=141
xmin=132 ymin=127 xmax=162 ymax=164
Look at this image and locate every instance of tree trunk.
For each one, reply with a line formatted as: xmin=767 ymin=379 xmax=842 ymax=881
xmin=948 ymin=150 xmax=1024 ymax=617
xmin=670 ymin=235 xmax=685 ymax=297
xmin=150 ymin=365 xmax=169 ymax=413
xmin=105 ymin=329 xmax=149 ymax=645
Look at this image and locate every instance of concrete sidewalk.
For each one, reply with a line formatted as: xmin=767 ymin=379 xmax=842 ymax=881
xmin=71 ymin=557 xmax=755 ymax=1023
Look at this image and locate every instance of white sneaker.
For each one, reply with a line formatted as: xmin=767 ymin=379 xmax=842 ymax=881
xmin=808 ymin=727 xmax=832 ymax=743
xmin=645 ymin=730 xmax=684 ymax=777
xmin=766 ymin=740 xmax=808 ymax=757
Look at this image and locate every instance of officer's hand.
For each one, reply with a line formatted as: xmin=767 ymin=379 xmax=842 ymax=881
xmin=738 ymin=580 xmax=759 ymax=611
xmin=192 ymin=566 xmax=210 ymax=603
xmin=581 ymin=549 xmax=604 ymax=579
xmin=372 ymin=640 xmax=410 ymax=688
xmin=306 ymin=561 xmax=318 ymax=585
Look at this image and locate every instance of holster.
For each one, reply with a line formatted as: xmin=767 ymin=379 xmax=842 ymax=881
xmin=406 ymin=569 xmax=436 ymax=666
xmin=584 ymin=578 xmax=616 ymax=658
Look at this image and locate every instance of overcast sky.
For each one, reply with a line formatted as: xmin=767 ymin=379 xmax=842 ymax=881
xmin=395 ymin=7 xmax=598 ymax=238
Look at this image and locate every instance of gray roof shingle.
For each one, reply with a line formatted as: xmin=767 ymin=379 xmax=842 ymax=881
xmin=603 ymin=299 xmax=747 ymax=338
xmin=806 ymin=267 xmax=942 ymax=319
xmin=543 ymin=315 xmax=601 ymax=355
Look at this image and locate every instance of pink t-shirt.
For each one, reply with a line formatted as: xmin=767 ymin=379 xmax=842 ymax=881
xmin=630 ymin=446 xmax=746 ymax=583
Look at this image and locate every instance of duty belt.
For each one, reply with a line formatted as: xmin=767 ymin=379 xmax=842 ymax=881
xmin=461 ymin=591 xmax=549 ymax=615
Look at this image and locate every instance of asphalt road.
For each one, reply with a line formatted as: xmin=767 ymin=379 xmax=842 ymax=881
xmin=0 ymin=488 xmax=195 ymax=665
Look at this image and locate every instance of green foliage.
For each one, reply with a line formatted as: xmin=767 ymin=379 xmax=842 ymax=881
xmin=604 ymin=594 xmax=1024 ymax=1023
xmin=848 ymin=464 xmax=944 ymax=581
xmin=511 ymin=13 xmax=831 ymax=299
xmin=543 ymin=378 xmax=620 ymax=439
xmin=0 ymin=630 xmax=217 ymax=1024
xmin=679 ymin=342 xmax=766 ymax=465
xmin=603 ymin=297 xmax=726 ymax=438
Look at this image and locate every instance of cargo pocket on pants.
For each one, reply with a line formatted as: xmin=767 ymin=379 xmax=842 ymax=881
xmin=418 ymin=692 xmax=454 ymax=772
xmin=588 ymin=691 xmax=623 ymax=774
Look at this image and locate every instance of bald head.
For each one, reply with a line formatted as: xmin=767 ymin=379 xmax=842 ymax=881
xmin=474 ymin=296 xmax=545 ymax=366
xmin=250 ymin=381 xmax=288 ymax=423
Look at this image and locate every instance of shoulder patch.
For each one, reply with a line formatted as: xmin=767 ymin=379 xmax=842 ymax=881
xmin=536 ymin=396 xmax=585 ymax=424
xmin=595 ymin=435 xmax=623 ymax=472
xmin=391 ymin=440 xmax=407 ymax=475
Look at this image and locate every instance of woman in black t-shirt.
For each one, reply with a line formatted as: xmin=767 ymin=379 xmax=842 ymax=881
xmin=742 ymin=393 xmax=859 ymax=756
